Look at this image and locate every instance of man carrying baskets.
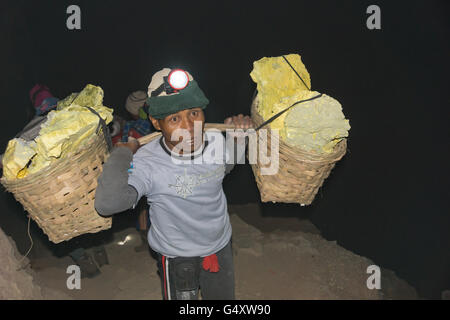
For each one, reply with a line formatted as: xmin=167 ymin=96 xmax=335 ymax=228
xmin=95 ymin=68 xmax=253 ymax=300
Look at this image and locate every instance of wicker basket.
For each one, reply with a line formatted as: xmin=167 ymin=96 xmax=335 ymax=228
xmin=250 ymin=96 xmax=347 ymax=205
xmin=1 ymin=132 xmax=112 ymax=243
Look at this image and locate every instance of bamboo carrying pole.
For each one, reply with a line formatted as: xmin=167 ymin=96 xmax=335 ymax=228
xmin=137 ymin=123 xmax=236 ymax=145
xmin=0 ymin=122 xmax=237 ymax=243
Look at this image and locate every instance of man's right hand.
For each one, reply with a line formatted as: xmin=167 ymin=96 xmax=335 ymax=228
xmin=116 ymin=137 xmax=140 ymax=154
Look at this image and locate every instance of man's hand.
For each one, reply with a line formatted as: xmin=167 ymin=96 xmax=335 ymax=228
xmin=115 ymin=137 xmax=140 ymax=154
xmin=224 ymin=114 xmax=254 ymax=143
xmin=224 ymin=114 xmax=254 ymax=130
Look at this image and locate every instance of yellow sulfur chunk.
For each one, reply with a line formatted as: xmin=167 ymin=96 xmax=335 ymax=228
xmin=26 ymin=110 xmax=100 ymax=175
xmin=250 ymin=54 xmax=311 ymax=139
xmin=57 ymin=84 xmax=104 ymax=111
xmin=250 ymin=54 xmax=350 ymax=154
xmin=2 ymin=84 xmax=113 ymax=179
xmin=2 ymin=139 xmax=37 ymax=180
xmin=284 ymin=91 xmax=350 ymax=153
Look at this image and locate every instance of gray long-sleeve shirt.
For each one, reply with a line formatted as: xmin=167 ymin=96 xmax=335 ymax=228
xmin=95 ymin=131 xmax=246 ymax=257
xmin=94 ymin=146 xmax=138 ymax=215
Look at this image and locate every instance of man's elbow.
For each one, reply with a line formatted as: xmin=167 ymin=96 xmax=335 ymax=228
xmin=94 ymin=189 xmax=137 ymax=217
xmin=94 ymin=191 xmax=118 ymax=217
xmin=94 ymin=202 xmax=112 ymax=217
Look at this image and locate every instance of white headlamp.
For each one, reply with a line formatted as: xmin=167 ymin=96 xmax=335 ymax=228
xmin=150 ymin=68 xmax=190 ymax=97
xmin=167 ymin=69 xmax=189 ymax=91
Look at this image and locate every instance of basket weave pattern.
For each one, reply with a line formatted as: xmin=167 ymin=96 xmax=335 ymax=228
xmin=1 ymin=134 xmax=112 ymax=243
xmin=250 ymin=97 xmax=347 ymax=205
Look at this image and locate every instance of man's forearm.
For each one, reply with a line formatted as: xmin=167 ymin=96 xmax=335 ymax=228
xmin=94 ymin=147 xmax=138 ymax=216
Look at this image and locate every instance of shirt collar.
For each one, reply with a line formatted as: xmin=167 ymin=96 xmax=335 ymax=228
xmin=159 ymin=134 xmax=208 ymax=161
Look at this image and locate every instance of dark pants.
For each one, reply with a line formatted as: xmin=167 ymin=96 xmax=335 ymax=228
xmin=156 ymin=240 xmax=235 ymax=300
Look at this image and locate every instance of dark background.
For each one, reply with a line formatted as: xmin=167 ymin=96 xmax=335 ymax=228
xmin=0 ymin=0 xmax=449 ymax=299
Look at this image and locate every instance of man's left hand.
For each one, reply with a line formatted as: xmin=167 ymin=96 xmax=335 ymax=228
xmin=224 ymin=114 xmax=254 ymax=130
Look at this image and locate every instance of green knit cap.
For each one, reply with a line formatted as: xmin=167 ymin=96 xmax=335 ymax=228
xmin=146 ymin=80 xmax=209 ymax=119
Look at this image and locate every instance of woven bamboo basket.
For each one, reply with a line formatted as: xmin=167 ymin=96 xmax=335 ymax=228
xmin=1 ymin=132 xmax=112 ymax=243
xmin=250 ymin=96 xmax=347 ymax=205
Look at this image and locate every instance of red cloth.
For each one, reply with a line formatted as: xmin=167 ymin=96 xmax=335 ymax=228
xmin=127 ymin=128 xmax=143 ymax=140
xmin=112 ymin=133 xmax=122 ymax=146
xmin=111 ymin=128 xmax=143 ymax=145
xmin=202 ymin=254 xmax=220 ymax=273
xmin=29 ymin=84 xmax=53 ymax=108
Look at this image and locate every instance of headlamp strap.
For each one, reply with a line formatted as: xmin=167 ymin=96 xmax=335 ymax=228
xmin=150 ymin=82 xmax=166 ymax=97
xmin=150 ymin=75 xmax=178 ymax=97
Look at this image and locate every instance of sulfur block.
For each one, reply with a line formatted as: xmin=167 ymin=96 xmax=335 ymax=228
xmin=250 ymin=54 xmax=350 ymax=154
xmin=2 ymin=139 xmax=37 ymax=180
xmin=2 ymin=84 xmax=113 ymax=179
xmin=284 ymin=91 xmax=350 ymax=153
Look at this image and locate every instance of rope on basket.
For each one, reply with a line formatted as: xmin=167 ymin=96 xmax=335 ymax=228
xmin=64 ymin=90 xmax=113 ymax=152
xmin=282 ymin=55 xmax=311 ymax=91
xmin=255 ymin=93 xmax=323 ymax=131
xmin=84 ymin=106 xmax=113 ymax=152
xmin=16 ymin=215 xmax=33 ymax=271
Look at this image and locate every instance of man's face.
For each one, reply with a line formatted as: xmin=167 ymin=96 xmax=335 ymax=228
xmin=149 ymin=108 xmax=205 ymax=154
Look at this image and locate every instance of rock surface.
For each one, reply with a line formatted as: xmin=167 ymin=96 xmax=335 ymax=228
xmin=0 ymin=226 xmax=42 ymax=299
xmin=1 ymin=203 xmax=418 ymax=299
